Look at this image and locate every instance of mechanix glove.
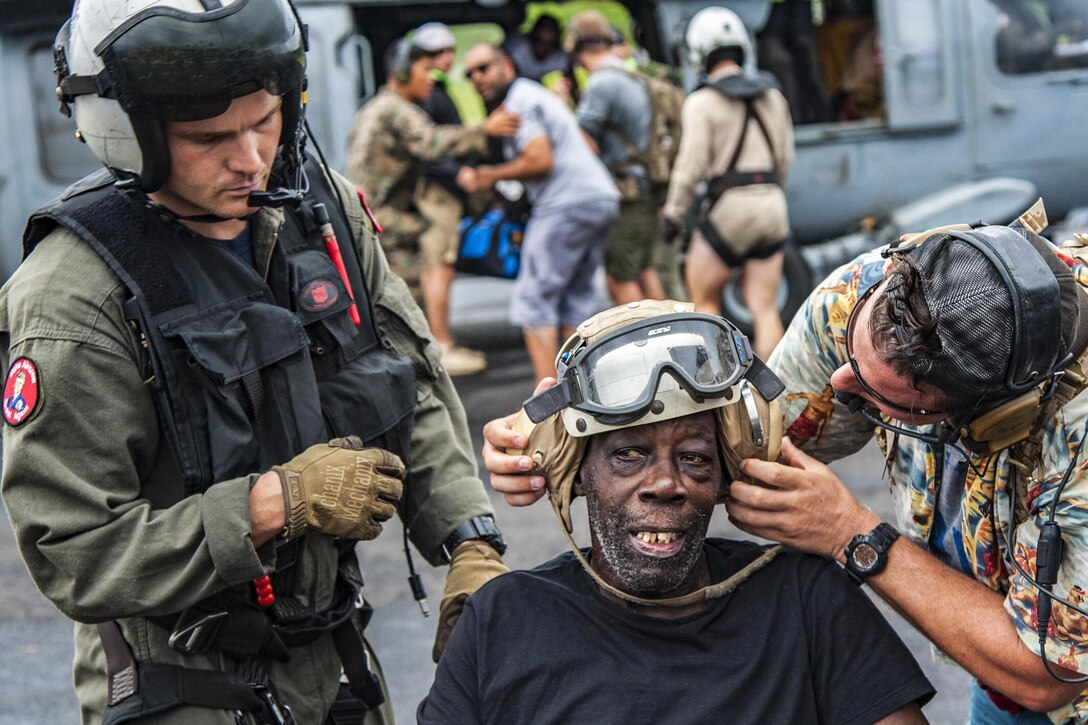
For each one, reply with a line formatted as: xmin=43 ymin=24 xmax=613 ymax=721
xmin=431 ymin=541 xmax=509 ymax=662
xmin=273 ymin=436 xmax=405 ymax=541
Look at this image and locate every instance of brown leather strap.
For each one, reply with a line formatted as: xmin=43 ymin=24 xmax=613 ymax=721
xmin=97 ymin=621 xmax=139 ymax=706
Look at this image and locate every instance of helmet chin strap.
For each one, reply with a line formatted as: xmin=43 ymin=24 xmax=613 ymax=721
xmin=548 ymin=491 xmax=784 ymax=608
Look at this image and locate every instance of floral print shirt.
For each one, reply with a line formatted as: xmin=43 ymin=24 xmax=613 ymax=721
xmin=769 ymin=245 xmax=1088 ymax=723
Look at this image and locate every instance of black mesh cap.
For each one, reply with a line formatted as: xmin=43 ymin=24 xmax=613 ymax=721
xmin=903 ymin=225 xmax=1069 ymax=403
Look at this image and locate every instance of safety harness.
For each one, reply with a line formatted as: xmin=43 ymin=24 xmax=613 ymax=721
xmin=690 ymin=76 xmax=783 ymax=266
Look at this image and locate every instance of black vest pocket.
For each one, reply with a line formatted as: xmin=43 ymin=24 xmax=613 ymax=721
xmin=317 ymin=348 xmax=416 ymax=466
xmin=159 ymin=297 xmax=326 ymax=482
xmin=287 ymin=249 xmax=380 ymax=358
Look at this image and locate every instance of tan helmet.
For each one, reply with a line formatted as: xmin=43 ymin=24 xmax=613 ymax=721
xmin=510 ymin=300 xmax=785 ymax=607
xmin=512 ymin=300 xmax=783 ymax=534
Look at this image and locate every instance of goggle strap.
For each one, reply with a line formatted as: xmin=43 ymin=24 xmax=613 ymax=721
xmin=524 ymin=378 xmax=577 ymax=424
xmin=747 ymin=355 xmax=786 ymax=402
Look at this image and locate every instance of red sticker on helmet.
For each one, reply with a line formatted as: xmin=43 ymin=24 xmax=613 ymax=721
xmin=3 ymin=357 xmax=41 ymax=427
xmin=300 ymin=279 xmax=340 ymax=312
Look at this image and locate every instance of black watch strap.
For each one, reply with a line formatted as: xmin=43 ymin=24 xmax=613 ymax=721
xmin=441 ymin=515 xmax=507 ymax=563
xmin=843 ymin=522 xmax=900 ymax=585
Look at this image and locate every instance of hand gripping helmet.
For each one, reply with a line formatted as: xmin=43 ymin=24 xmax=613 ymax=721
xmin=685 ymin=6 xmax=754 ymax=70
xmin=510 ymin=300 xmax=786 ymax=607
xmin=54 ymin=0 xmax=307 ymax=193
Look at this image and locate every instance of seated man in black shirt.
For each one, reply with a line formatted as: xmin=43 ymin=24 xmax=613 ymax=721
xmin=420 ymin=300 xmax=935 ymax=724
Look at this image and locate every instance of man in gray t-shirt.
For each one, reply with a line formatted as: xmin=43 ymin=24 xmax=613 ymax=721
xmin=459 ymin=43 xmax=619 ymax=382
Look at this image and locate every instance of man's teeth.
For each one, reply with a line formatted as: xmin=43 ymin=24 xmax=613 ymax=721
xmin=635 ymin=531 xmax=678 ymax=544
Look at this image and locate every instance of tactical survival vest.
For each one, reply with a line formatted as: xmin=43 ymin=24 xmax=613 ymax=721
xmin=23 ymin=160 xmax=414 ymax=722
xmin=24 ymin=161 xmax=415 ymax=490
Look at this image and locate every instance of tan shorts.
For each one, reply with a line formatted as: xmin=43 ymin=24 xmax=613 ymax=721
xmin=414 ymin=180 xmax=463 ymax=267
xmin=706 ymin=185 xmax=790 ymax=259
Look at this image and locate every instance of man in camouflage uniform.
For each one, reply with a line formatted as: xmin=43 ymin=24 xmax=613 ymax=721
xmin=346 ymin=39 xmax=518 ymax=314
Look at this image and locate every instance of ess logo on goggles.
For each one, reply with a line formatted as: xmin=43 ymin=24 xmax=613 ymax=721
xmin=524 ymin=313 xmax=783 ymax=432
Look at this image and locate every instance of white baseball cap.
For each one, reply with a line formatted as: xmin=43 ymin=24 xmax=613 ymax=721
xmin=414 ymin=22 xmax=455 ymax=52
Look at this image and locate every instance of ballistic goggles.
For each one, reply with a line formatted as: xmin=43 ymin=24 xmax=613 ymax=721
xmin=523 ymin=312 xmax=784 ymax=436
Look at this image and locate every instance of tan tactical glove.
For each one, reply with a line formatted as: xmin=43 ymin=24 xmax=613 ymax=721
xmin=431 ymin=541 xmax=509 ymax=662
xmin=273 ymin=436 xmax=405 ymax=541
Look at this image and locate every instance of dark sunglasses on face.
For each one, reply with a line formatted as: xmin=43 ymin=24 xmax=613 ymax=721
xmin=466 ymin=58 xmax=497 ymax=77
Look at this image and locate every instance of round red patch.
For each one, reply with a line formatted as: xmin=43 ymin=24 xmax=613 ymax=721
xmin=3 ymin=357 xmax=40 ymax=427
xmin=300 ymin=280 xmax=339 ymax=312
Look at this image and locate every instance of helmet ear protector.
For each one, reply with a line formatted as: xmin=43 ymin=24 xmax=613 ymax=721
xmin=864 ymin=200 xmax=1088 ymax=455
xmin=385 ymin=39 xmax=428 ymax=85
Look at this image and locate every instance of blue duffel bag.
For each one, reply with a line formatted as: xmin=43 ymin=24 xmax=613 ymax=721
xmin=455 ymin=209 xmax=525 ymax=280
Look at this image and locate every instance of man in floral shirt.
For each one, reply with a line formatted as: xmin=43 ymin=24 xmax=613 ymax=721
xmin=727 ymin=209 xmax=1088 ymax=723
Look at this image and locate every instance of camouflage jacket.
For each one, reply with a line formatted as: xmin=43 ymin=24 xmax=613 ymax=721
xmin=345 ymin=88 xmax=487 ymax=214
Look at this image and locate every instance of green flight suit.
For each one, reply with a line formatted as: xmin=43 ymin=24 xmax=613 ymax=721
xmin=0 ymin=168 xmax=494 ymax=724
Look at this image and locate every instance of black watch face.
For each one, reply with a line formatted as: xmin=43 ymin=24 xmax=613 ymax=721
xmin=852 ymin=542 xmax=880 ymax=571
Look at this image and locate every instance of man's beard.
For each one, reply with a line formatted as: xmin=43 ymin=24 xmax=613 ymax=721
xmin=482 ymin=80 xmax=514 ymax=113
xmin=584 ymin=488 xmax=711 ymax=597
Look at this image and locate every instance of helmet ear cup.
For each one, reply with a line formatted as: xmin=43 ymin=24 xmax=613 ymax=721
xmin=716 ymin=385 xmax=782 ymax=484
xmin=508 ymin=410 xmax=587 ymax=534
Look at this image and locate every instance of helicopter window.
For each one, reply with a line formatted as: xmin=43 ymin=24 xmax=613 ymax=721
xmin=992 ymin=0 xmax=1088 ymax=74
xmin=817 ymin=0 xmax=884 ymax=122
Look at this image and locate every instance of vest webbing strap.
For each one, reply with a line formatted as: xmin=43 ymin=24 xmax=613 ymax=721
xmin=703 ymin=100 xmax=779 ymax=208
xmin=98 ymin=621 xmax=139 ymax=706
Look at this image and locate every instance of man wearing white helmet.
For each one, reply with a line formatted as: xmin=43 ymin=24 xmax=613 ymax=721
xmin=421 ymin=300 xmax=933 ymax=723
xmin=661 ymin=6 xmax=794 ymax=360
xmin=0 ymin=1 xmax=511 ymax=722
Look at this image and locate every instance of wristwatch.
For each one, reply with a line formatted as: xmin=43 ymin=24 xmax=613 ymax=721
xmin=441 ymin=515 xmax=507 ymax=563
xmin=843 ymin=522 xmax=900 ymax=585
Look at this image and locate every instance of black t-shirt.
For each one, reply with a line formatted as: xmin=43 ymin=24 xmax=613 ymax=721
xmin=419 ymin=539 xmax=934 ymax=725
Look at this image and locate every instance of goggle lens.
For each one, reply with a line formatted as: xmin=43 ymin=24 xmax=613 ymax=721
xmin=576 ymin=318 xmax=747 ymax=413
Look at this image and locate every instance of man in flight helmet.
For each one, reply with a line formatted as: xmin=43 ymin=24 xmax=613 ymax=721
xmin=1 ymin=1 xmax=508 ymax=722
xmin=421 ymin=300 xmax=934 ymax=723
xmin=661 ymin=6 xmax=795 ymax=360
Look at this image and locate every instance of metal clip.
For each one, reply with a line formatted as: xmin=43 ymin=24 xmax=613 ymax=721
xmin=167 ymin=610 xmax=228 ymax=655
xmin=255 ymin=686 xmax=296 ymax=725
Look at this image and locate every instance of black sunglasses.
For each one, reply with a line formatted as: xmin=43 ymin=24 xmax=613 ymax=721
xmin=465 ymin=58 xmax=497 ymax=77
xmin=844 ymin=283 xmax=943 ymax=419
